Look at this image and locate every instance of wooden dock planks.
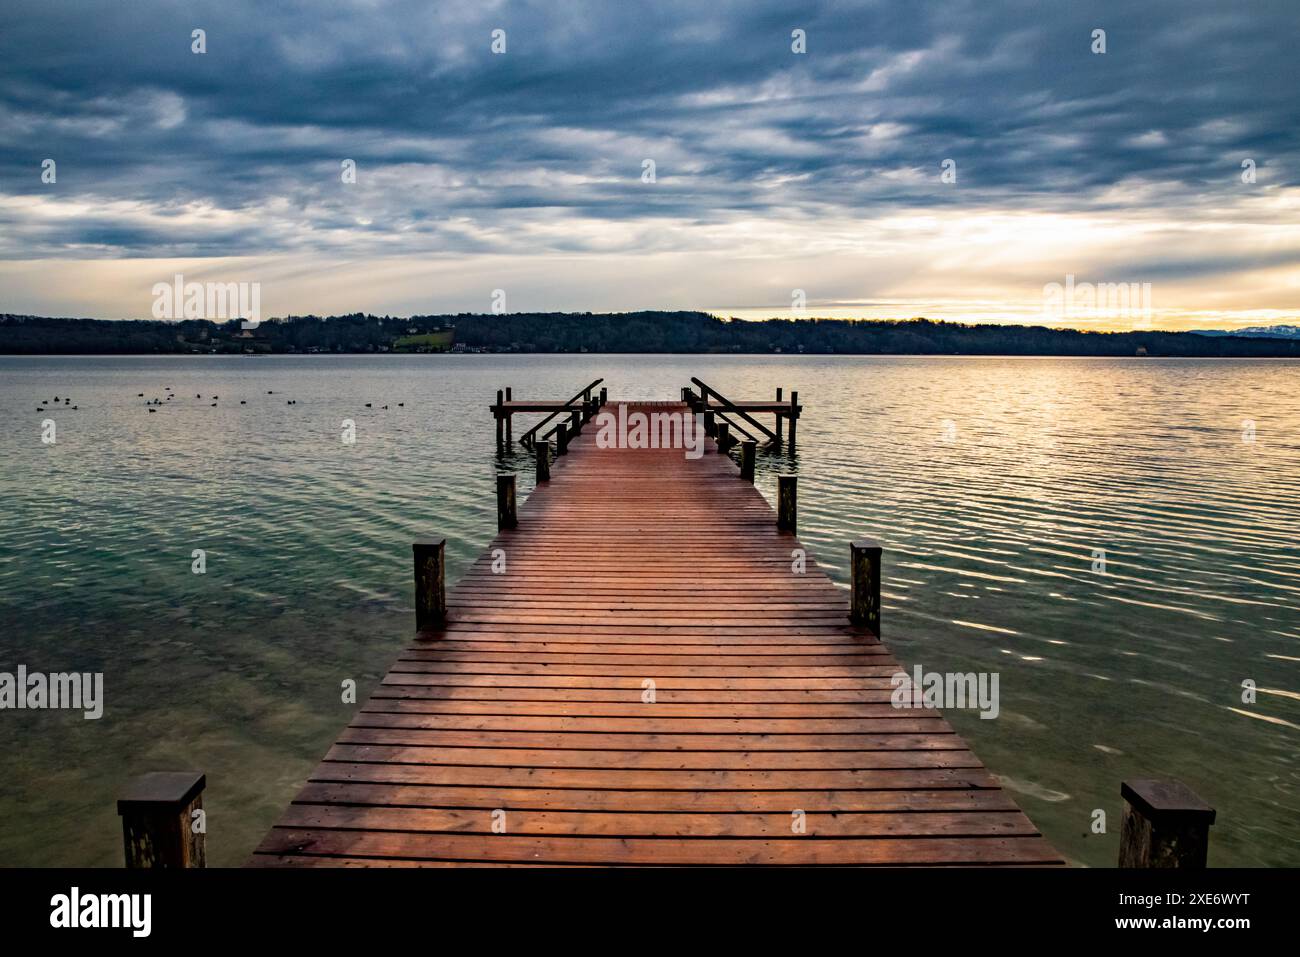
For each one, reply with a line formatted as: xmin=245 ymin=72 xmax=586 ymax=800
xmin=252 ymin=401 xmax=1062 ymax=867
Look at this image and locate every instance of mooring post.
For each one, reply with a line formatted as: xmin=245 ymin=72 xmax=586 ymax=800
xmin=849 ymin=539 xmax=882 ymax=634
xmin=413 ymin=538 xmax=446 ymax=631
xmin=681 ymin=387 xmax=689 ymax=403
xmin=704 ymin=409 xmax=716 ymax=437
xmin=599 ymin=387 xmax=607 ymax=407
xmin=504 ymin=387 xmax=513 ymax=444
xmin=775 ymin=387 xmax=784 ymax=445
xmin=582 ymin=399 xmax=592 ymax=424
xmin=739 ymin=440 xmax=757 ymax=482
xmin=570 ymin=409 xmax=581 ymax=436
xmin=118 ymin=771 xmax=207 ymax=868
xmin=495 ymin=389 xmax=504 ymax=447
xmin=497 ymin=473 xmax=518 ymax=531
xmin=1119 ymin=779 xmax=1216 ymax=868
xmin=716 ymin=421 xmax=730 ymax=452
xmin=777 ymin=475 xmax=797 ymax=532
xmin=788 ymin=390 xmax=798 ymax=449
xmin=535 ymin=441 xmax=550 ymax=483
xmin=556 ymin=424 xmax=569 ymax=456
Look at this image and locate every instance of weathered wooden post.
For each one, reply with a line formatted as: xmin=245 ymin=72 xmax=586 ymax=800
xmin=582 ymin=399 xmax=593 ymax=424
xmin=788 ymin=390 xmax=798 ymax=449
xmin=495 ymin=389 xmax=504 ymax=447
xmin=849 ymin=539 xmax=882 ymax=634
xmin=556 ymin=424 xmax=569 ymax=456
xmin=118 ymin=771 xmax=206 ymax=868
xmin=599 ymin=387 xmax=607 ymax=406
xmin=1119 ymin=779 xmax=1216 ymax=868
xmin=504 ymin=387 xmax=513 ymax=444
xmin=739 ymin=440 xmax=757 ymax=482
xmin=497 ymin=473 xmax=518 ymax=530
xmin=413 ymin=538 xmax=446 ymax=631
xmin=775 ymin=387 xmax=784 ymax=445
xmin=704 ymin=409 xmax=716 ymax=437
xmin=716 ymin=421 xmax=730 ymax=452
xmin=535 ymin=441 xmax=550 ymax=483
xmin=777 ymin=475 xmax=797 ymax=532
xmin=570 ymin=409 xmax=581 ymax=436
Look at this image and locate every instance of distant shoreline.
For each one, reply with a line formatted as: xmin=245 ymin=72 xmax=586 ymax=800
xmin=4 ymin=312 xmax=1299 ymax=358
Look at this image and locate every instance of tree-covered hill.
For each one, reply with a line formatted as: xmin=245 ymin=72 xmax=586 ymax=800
xmin=2 ymin=311 xmax=1298 ymax=357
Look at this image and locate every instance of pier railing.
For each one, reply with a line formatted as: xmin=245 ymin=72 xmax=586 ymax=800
xmin=494 ymin=377 xmax=604 ymax=450
xmin=685 ymin=376 xmax=799 ymax=451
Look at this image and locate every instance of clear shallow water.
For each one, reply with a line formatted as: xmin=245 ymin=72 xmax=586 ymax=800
xmin=0 ymin=354 xmax=1296 ymax=867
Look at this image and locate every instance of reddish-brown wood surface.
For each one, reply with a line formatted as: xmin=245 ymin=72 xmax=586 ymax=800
xmin=253 ymin=401 xmax=1061 ymax=866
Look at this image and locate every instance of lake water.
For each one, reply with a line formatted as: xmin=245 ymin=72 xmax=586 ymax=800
xmin=0 ymin=354 xmax=1296 ymax=867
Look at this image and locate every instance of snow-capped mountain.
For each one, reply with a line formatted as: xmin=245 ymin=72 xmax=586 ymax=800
xmin=1190 ymin=325 xmax=1300 ymax=339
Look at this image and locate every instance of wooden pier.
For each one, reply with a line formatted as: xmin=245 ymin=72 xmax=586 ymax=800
xmin=251 ymin=390 xmax=1063 ymax=867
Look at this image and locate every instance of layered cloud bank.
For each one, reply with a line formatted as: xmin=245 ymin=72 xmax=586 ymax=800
xmin=1 ymin=1 xmax=1297 ymax=329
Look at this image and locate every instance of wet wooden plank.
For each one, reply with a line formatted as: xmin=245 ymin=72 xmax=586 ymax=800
xmin=254 ymin=400 xmax=1061 ymax=867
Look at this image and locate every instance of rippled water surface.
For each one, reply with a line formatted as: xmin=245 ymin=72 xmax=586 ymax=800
xmin=1 ymin=354 xmax=1296 ymax=866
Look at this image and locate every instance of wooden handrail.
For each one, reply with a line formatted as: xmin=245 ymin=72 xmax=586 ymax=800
xmin=715 ymin=410 xmax=756 ymax=443
xmin=516 ymin=378 xmax=604 ymax=449
xmin=690 ymin=377 xmax=780 ymax=446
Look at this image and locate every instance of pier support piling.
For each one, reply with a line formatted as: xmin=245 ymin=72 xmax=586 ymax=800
xmin=556 ymin=424 xmax=569 ymax=456
xmin=497 ymin=473 xmax=518 ymax=531
xmin=716 ymin=422 xmax=730 ymax=452
xmin=739 ymin=440 xmax=757 ymax=482
xmin=777 ymin=475 xmax=797 ymax=532
xmin=535 ymin=442 xmax=550 ymax=483
xmin=1119 ymin=779 xmax=1216 ymax=868
xmin=849 ymin=539 xmax=882 ymax=634
xmin=775 ymin=388 xmax=784 ymax=445
xmin=413 ymin=538 xmax=447 ymax=631
xmin=118 ymin=771 xmax=206 ymax=868
xmin=788 ymin=390 xmax=798 ymax=449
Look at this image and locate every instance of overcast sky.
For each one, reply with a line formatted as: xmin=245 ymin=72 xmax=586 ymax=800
xmin=1 ymin=0 xmax=1297 ymax=329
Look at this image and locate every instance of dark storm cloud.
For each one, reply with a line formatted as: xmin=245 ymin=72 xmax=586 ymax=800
xmin=0 ymin=0 xmax=1296 ymax=258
